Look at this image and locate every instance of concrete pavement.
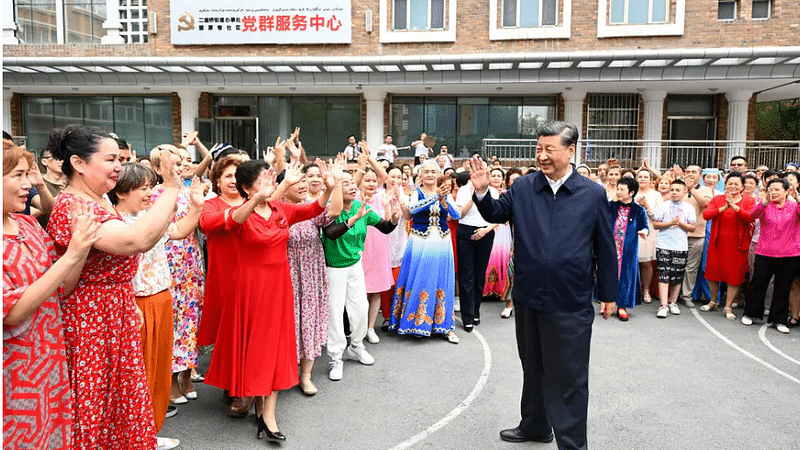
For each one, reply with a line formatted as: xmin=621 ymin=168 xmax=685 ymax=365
xmin=161 ymin=300 xmax=800 ymax=449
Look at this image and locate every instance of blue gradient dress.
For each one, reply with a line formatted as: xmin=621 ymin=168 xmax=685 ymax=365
xmin=390 ymin=188 xmax=461 ymax=336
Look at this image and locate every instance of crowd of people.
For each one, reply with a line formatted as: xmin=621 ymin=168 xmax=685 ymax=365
xmin=4 ymin=122 xmax=799 ymax=450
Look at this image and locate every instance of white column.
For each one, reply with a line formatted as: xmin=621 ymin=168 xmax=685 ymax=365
xmin=562 ymin=90 xmax=585 ymax=165
xmin=362 ymin=88 xmax=386 ymax=159
xmin=641 ymin=90 xmax=667 ymax=171
xmin=3 ymin=0 xmax=19 ymax=44
xmin=100 ymin=0 xmax=124 ymax=44
xmin=725 ymin=91 xmax=752 ymax=169
xmin=177 ymin=90 xmax=201 ymax=159
xmin=3 ymin=88 xmax=13 ymax=135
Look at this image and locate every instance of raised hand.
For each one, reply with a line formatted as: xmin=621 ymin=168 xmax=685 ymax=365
xmin=255 ymin=168 xmax=277 ymax=201
xmin=189 ymin=177 xmax=206 ymax=207
xmin=66 ymin=197 xmax=102 ymax=258
xmin=468 ymin=156 xmax=490 ymax=194
xmin=160 ymin=149 xmax=181 ymax=188
xmin=359 ymin=140 xmax=370 ymax=157
xmin=283 ymin=161 xmax=305 ymax=186
xmin=389 ymin=197 xmax=402 ymax=223
xmin=27 ymin=160 xmax=45 ymax=187
xmin=286 ymin=137 xmax=302 ymax=161
xmin=355 ymin=195 xmax=372 ymax=220
xmin=330 ymin=156 xmax=346 ymax=184
xmin=758 ymin=189 xmax=768 ymax=205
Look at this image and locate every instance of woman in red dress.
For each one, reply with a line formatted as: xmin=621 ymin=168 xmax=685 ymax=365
xmin=3 ymin=142 xmax=99 ymax=450
xmin=46 ymin=125 xmax=184 ymax=449
xmin=701 ymin=172 xmax=755 ymax=320
xmin=204 ymin=159 xmax=336 ymax=442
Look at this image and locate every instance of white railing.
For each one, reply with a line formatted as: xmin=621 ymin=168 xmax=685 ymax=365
xmin=482 ymin=138 xmax=800 ymax=171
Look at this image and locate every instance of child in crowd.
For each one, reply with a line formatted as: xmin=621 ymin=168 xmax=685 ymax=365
xmin=652 ymin=179 xmax=697 ymax=318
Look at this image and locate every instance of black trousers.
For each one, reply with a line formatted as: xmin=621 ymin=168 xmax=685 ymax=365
xmin=745 ymin=255 xmax=800 ymax=325
xmin=456 ymin=224 xmax=494 ymax=326
xmin=516 ymin=303 xmax=593 ymax=450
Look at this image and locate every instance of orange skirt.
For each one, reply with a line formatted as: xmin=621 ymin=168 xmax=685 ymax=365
xmin=136 ymin=290 xmax=174 ymax=432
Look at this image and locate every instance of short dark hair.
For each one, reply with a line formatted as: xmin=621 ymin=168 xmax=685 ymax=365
xmin=210 ymin=155 xmax=242 ymax=195
xmin=617 ymin=177 xmax=640 ymax=197
xmin=236 ymin=160 xmax=270 ymax=199
xmin=114 ymin=137 xmax=128 ymax=150
xmin=50 ymin=124 xmax=113 ymax=178
xmin=783 ymin=171 xmax=800 ymax=183
xmin=2 ymin=131 xmax=12 ymax=140
xmin=762 ymin=169 xmax=782 ymax=182
xmin=730 ymin=155 xmax=747 ymax=164
xmin=743 ymin=173 xmax=759 ymax=186
xmin=456 ymin=171 xmax=471 ymax=187
xmin=108 ymin=163 xmax=157 ymax=205
xmin=725 ymin=171 xmax=744 ymax=184
xmin=302 ymin=162 xmax=319 ymax=174
xmin=536 ymin=121 xmax=579 ymax=149
xmin=670 ymin=179 xmax=687 ymax=188
xmin=767 ymin=178 xmax=790 ymax=191
xmin=505 ymin=168 xmax=523 ymax=187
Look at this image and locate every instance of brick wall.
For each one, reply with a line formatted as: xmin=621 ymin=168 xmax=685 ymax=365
xmin=172 ymin=93 xmax=181 ymax=144
xmin=10 ymin=93 xmax=21 ymax=137
xmin=4 ymin=0 xmax=799 ymax=58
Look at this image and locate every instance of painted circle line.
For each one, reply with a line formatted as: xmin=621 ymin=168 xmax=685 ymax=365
xmin=690 ymin=308 xmax=800 ymax=386
xmin=758 ymin=323 xmax=800 ymax=367
xmin=387 ymin=328 xmax=493 ymax=450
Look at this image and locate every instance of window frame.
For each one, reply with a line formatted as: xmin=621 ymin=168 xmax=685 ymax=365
xmin=380 ymin=0 xmax=456 ymax=43
xmin=751 ymin=0 xmax=770 ymax=20
xmin=608 ymin=0 xmax=669 ymax=25
xmin=501 ymin=0 xmax=560 ymax=28
xmin=717 ymin=0 xmax=737 ymax=21
xmin=490 ymin=0 xmax=570 ymax=40
xmin=392 ymin=0 xmax=445 ymax=31
xmin=596 ymin=0 xmax=685 ymax=38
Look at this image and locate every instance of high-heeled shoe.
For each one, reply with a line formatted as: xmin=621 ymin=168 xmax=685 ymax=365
xmin=256 ymin=415 xmax=286 ymax=442
xmin=500 ymin=307 xmax=513 ymax=318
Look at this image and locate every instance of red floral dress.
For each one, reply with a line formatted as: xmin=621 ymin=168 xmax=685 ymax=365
xmin=47 ymin=193 xmax=156 ymax=450
xmin=3 ymin=214 xmax=72 ymax=449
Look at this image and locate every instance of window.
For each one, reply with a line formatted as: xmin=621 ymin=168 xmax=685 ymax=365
xmin=119 ymin=0 xmax=149 ymax=43
xmin=502 ymin=0 xmax=558 ymax=27
xmin=718 ymin=0 xmax=736 ymax=20
xmin=752 ymin=0 xmax=770 ymax=19
xmin=393 ymin=0 xmax=445 ymax=30
xmin=22 ymin=96 xmax=173 ymax=156
xmin=14 ymin=0 xmax=58 ymax=44
xmin=584 ymin=94 xmax=640 ymax=165
xmin=391 ymin=96 xmax=556 ymax=156
xmin=609 ymin=0 xmax=668 ymax=24
xmin=63 ymin=0 xmax=106 ymax=43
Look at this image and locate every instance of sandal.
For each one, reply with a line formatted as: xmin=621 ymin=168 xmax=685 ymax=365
xmin=724 ymin=307 xmax=736 ymax=320
xmin=227 ymin=396 xmax=253 ymax=418
xmin=700 ymin=302 xmax=718 ymax=312
xmin=788 ymin=317 xmax=800 ymax=328
xmin=157 ymin=437 xmax=180 ymax=449
xmin=617 ymin=308 xmax=629 ymax=322
xmin=642 ymin=294 xmax=652 ymax=304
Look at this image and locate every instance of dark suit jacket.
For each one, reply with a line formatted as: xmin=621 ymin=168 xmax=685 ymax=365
xmin=474 ymin=169 xmax=618 ymax=313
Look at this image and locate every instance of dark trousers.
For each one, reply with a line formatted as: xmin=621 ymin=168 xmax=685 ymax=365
xmin=745 ymin=255 xmax=800 ymax=325
xmin=456 ymin=224 xmax=494 ymax=326
xmin=516 ymin=304 xmax=593 ymax=450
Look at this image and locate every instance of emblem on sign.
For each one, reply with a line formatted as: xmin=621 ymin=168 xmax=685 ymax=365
xmin=178 ymin=12 xmax=195 ymax=31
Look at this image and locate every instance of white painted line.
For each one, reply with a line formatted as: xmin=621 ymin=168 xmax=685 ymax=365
xmin=387 ymin=328 xmax=492 ymax=450
xmin=690 ymin=309 xmax=800 ymax=386
xmin=758 ymin=323 xmax=800 ymax=367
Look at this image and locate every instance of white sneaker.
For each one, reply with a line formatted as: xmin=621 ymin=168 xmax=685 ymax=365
xmin=775 ymin=324 xmax=791 ymax=334
xmin=366 ymin=328 xmax=380 ymax=344
xmin=328 ymin=359 xmax=343 ymax=381
xmin=668 ymin=303 xmax=681 ymax=315
xmin=156 ymin=437 xmax=180 ymax=449
xmin=741 ymin=315 xmax=753 ymax=326
xmin=346 ymin=345 xmax=375 ymax=365
xmin=656 ymin=306 xmax=669 ymax=318
xmin=454 ymin=297 xmax=461 ymax=312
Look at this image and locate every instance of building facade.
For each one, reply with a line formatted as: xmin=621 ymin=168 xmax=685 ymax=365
xmin=3 ymin=0 xmax=800 ymax=169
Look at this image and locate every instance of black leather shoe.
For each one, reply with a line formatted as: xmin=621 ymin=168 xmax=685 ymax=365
xmin=474 ymin=318 xmax=481 ymax=325
xmin=463 ymin=324 xmax=474 ymax=333
xmin=500 ymin=428 xmax=554 ymax=443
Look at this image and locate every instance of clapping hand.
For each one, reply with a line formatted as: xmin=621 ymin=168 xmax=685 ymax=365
xmin=189 ymin=177 xmax=206 ymax=207
xmin=758 ymin=189 xmax=769 ymax=205
xmin=160 ymin=149 xmax=181 ymax=188
xmin=354 ymin=195 xmax=372 ymax=221
xmin=389 ymin=197 xmax=402 ymax=223
xmin=66 ymin=197 xmax=102 ymax=259
xmin=636 ymin=195 xmax=649 ymax=210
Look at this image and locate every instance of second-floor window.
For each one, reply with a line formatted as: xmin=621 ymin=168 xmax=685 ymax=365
xmin=718 ymin=0 xmax=737 ymax=20
xmin=393 ymin=0 xmax=445 ymax=30
xmin=609 ymin=0 xmax=668 ymax=24
xmin=502 ymin=0 xmax=557 ymax=27
xmin=752 ymin=0 xmax=770 ymax=19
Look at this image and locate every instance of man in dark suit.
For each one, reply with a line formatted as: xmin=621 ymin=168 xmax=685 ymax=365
xmin=470 ymin=121 xmax=618 ymax=450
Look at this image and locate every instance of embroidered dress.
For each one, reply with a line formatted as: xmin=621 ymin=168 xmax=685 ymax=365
xmin=483 ymin=222 xmax=512 ymax=296
xmin=287 ymin=201 xmax=331 ymax=362
xmin=360 ymin=188 xmax=393 ymax=293
xmin=4 ymin=214 xmax=72 ymax=450
xmin=611 ymin=201 xmax=649 ymax=309
xmin=152 ymin=187 xmax=204 ymax=372
xmin=47 ymin=193 xmax=156 ymax=450
xmin=389 ymin=188 xmax=461 ymax=336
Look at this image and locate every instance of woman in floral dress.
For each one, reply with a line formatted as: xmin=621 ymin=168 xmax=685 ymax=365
xmin=3 ymin=142 xmax=98 ymax=450
xmin=284 ymin=159 xmax=343 ymax=395
xmin=150 ymin=145 xmax=205 ymax=403
xmin=46 ymin=125 xmax=183 ymax=449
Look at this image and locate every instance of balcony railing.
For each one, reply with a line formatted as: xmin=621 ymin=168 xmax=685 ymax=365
xmin=482 ymin=138 xmax=800 ymax=171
